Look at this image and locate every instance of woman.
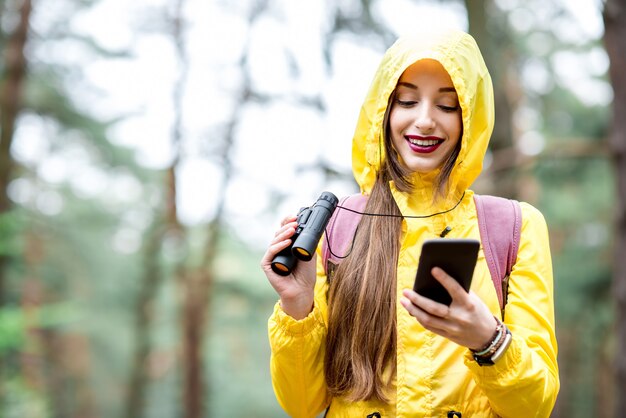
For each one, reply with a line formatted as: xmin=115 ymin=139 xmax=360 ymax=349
xmin=261 ymin=29 xmax=559 ymax=417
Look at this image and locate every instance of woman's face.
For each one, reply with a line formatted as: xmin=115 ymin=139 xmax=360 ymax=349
xmin=389 ymin=59 xmax=462 ymax=174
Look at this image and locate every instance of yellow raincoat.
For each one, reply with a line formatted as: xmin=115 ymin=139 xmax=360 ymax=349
xmin=268 ymin=30 xmax=559 ymax=418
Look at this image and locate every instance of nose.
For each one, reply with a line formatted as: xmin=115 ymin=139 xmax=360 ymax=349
xmin=414 ymin=104 xmax=436 ymax=133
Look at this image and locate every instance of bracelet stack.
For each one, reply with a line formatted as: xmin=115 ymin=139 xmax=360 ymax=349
xmin=470 ymin=317 xmax=512 ymax=366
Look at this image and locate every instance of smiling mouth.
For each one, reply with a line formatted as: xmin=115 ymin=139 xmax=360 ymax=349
xmin=406 ymin=136 xmax=444 ymax=153
xmin=409 ymin=138 xmax=442 ymax=146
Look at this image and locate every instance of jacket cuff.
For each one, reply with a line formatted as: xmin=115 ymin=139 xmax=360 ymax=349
xmin=271 ymin=300 xmax=325 ymax=337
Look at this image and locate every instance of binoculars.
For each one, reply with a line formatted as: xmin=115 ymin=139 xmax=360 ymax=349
xmin=271 ymin=191 xmax=339 ymax=276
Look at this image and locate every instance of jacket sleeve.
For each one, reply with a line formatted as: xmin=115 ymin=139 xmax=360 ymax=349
xmin=464 ymin=202 xmax=559 ymax=418
xmin=268 ymin=254 xmax=331 ymax=418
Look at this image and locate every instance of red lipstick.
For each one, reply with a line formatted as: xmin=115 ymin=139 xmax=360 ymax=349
xmin=405 ymin=135 xmax=444 ymax=154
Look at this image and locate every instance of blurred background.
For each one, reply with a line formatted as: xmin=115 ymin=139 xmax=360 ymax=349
xmin=0 ymin=0 xmax=624 ymax=417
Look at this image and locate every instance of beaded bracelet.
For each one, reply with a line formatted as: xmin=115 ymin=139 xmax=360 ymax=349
xmin=471 ymin=318 xmax=512 ymax=366
xmin=471 ymin=317 xmax=504 ymax=357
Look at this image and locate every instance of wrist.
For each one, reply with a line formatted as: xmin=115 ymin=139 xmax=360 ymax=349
xmin=469 ymin=315 xmax=499 ymax=352
xmin=280 ymin=296 xmax=314 ymax=320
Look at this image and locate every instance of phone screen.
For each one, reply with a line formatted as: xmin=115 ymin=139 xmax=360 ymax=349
xmin=413 ymin=238 xmax=480 ymax=305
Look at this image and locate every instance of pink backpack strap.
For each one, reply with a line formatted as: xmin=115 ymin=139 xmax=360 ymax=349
xmin=322 ymin=194 xmax=368 ymax=276
xmin=473 ymin=194 xmax=522 ymax=311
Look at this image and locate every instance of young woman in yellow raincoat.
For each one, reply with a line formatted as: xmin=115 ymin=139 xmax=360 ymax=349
xmin=261 ymin=29 xmax=559 ymax=418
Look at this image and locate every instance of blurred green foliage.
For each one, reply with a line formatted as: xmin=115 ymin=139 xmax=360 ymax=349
xmin=0 ymin=0 xmax=618 ymax=417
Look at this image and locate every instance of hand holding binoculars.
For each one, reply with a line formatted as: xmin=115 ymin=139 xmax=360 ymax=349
xmin=271 ymin=191 xmax=338 ymax=276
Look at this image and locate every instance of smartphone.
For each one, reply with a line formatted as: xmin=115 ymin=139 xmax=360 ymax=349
xmin=413 ymin=238 xmax=480 ymax=306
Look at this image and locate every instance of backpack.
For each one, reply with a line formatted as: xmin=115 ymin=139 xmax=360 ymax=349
xmin=321 ymin=194 xmax=522 ymax=312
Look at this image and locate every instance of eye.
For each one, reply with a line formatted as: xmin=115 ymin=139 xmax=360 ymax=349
xmin=395 ymin=99 xmax=417 ymax=107
xmin=438 ymin=105 xmax=460 ymax=113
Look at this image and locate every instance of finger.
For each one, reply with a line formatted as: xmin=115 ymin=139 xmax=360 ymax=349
xmin=260 ymin=237 xmax=293 ymax=267
xmin=261 ymin=225 xmax=297 ymax=267
xmin=280 ymin=216 xmax=298 ymax=227
xmin=274 ymin=221 xmax=298 ymax=238
xmin=431 ymin=267 xmax=470 ymax=304
xmin=400 ymin=296 xmax=450 ymax=335
xmin=400 ymin=295 xmax=426 ymax=318
xmin=402 ymin=288 xmax=449 ymax=318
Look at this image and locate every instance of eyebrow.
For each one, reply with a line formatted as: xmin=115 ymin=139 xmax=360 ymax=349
xmin=397 ymin=82 xmax=457 ymax=94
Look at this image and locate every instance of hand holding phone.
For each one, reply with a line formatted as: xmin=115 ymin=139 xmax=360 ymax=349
xmin=413 ymin=239 xmax=480 ymax=306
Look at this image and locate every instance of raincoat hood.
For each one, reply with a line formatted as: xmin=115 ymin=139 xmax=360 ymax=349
xmin=352 ymin=30 xmax=494 ymax=197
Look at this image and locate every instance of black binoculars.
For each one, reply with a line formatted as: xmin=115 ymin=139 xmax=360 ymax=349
xmin=271 ymin=191 xmax=338 ymax=276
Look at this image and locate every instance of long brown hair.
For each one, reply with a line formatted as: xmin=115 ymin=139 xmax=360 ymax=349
xmin=324 ymin=162 xmax=402 ymax=403
xmin=324 ymin=88 xmax=462 ymax=403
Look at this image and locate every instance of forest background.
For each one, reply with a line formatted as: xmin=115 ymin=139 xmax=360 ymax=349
xmin=1 ymin=0 xmax=625 ymax=417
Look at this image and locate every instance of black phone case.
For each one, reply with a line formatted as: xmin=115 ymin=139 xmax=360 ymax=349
xmin=413 ymin=238 xmax=480 ymax=306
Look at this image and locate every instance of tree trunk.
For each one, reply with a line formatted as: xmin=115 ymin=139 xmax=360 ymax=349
xmin=180 ymin=268 xmax=212 ymax=418
xmin=465 ymin=0 xmax=520 ymax=199
xmin=125 ymin=224 xmax=167 ymax=418
xmin=20 ymin=229 xmax=96 ymax=418
xmin=172 ymin=1 xmax=264 ymax=415
xmin=0 ymin=0 xmax=30 ymax=211
xmin=0 ymin=0 xmax=31 ymax=303
xmin=603 ymin=0 xmax=626 ymax=415
xmin=0 ymin=0 xmax=31 ymax=405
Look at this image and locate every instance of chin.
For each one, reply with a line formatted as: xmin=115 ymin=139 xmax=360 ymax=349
xmin=406 ymin=163 xmax=442 ymax=174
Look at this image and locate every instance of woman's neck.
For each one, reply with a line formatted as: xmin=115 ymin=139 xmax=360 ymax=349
xmin=389 ymin=172 xmax=465 ymax=215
